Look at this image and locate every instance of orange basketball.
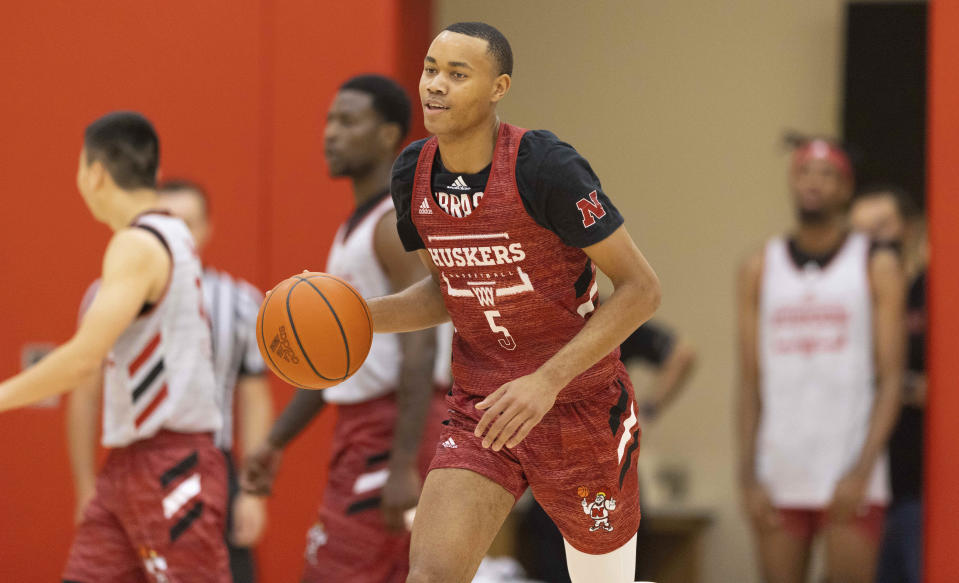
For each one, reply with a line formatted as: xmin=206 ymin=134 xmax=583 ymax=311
xmin=256 ymin=272 xmax=372 ymax=390
xmin=577 ymin=486 xmax=589 ymax=498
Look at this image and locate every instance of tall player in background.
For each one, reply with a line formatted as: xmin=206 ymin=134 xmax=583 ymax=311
xmin=242 ymin=75 xmax=450 ymax=583
xmin=67 ymin=179 xmax=274 ymax=583
xmin=737 ymin=140 xmax=905 ymax=583
xmin=0 ymin=112 xmax=230 ymax=582
xmin=368 ymin=23 xmax=661 ymax=583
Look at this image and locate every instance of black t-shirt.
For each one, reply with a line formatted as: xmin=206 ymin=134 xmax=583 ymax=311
xmin=888 ymin=270 xmax=926 ymax=503
xmin=392 ymin=129 xmax=624 ymax=251
xmin=620 ymin=320 xmax=676 ymax=366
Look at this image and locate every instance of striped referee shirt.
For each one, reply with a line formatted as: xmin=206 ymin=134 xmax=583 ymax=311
xmin=201 ymin=267 xmax=267 ymax=451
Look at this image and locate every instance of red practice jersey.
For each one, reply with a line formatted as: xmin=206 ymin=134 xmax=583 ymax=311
xmin=402 ymin=123 xmax=625 ymax=402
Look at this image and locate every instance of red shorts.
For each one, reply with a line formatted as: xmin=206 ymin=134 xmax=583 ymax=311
xmin=778 ymin=505 xmax=886 ymax=543
xmin=63 ymin=431 xmax=230 ymax=583
xmin=302 ymin=389 xmax=448 ymax=583
xmin=430 ymin=369 xmax=641 ymax=555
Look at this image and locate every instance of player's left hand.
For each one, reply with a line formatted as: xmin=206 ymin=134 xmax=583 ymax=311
xmin=475 ymin=371 xmax=560 ymax=451
xmin=230 ymin=492 xmax=267 ymax=547
xmin=381 ymin=464 xmax=421 ymax=532
xmin=827 ymin=469 xmax=869 ymax=523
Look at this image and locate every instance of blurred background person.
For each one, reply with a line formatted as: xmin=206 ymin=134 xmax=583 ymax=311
xmin=242 ymin=75 xmax=451 ymax=583
xmin=737 ymin=139 xmax=905 ymax=583
xmin=851 ymin=185 xmax=927 ymax=583
xmin=68 ymin=179 xmax=273 ymax=583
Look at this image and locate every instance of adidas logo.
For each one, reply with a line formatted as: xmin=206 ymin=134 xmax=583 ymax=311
xmin=418 ymin=198 xmax=432 ymax=214
xmin=448 ymin=175 xmax=470 ymax=190
xmin=442 ymin=437 xmax=457 ymax=449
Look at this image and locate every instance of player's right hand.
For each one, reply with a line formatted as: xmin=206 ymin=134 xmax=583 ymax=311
xmin=741 ymin=479 xmax=780 ymax=531
xmin=241 ymin=443 xmax=283 ymax=495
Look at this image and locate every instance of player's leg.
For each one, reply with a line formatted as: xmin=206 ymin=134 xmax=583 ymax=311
xmin=525 ymin=375 xmax=641 ymax=583
xmin=406 ymin=468 xmax=516 ymax=583
xmin=123 ymin=432 xmax=231 ymax=583
xmin=751 ymin=515 xmax=812 ymax=583
xmin=564 ymin=532 xmax=637 ymax=583
xmin=62 ymin=469 xmax=147 ymax=583
xmin=822 ymin=506 xmax=883 ymax=583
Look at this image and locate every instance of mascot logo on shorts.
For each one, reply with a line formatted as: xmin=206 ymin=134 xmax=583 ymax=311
xmin=138 ymin=547 xmax=170 ymax=583
xmin=305 ymin=521 xmax=329 ymax=566
xmin=581 ymin=490 xmax=616 ymax=532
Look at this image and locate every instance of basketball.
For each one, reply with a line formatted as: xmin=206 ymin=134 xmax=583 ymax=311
xmin=577 ymin=486 xmax=589 ymax=498
xmin=256 ymin=272 xmax=373 ymax=390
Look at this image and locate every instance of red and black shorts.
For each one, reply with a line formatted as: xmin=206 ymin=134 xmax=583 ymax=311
xmin=63 ymin=430 xmax=230 ymax=583
xmin=302 ymin=390 xmax=448 ymax=583
xmin=429 ymin=369 xmax=642 ymax=555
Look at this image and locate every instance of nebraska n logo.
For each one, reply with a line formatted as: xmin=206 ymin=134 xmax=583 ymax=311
xmin=576 ymin=191 xmax=606 ymax=228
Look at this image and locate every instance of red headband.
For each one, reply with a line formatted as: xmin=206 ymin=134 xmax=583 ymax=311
xmin=791 ymin=139 xmax=853 ymax=181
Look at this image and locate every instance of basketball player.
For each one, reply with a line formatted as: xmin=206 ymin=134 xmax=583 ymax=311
xmin=365 ymin=23 xmax=661 ymax=583
xmin=241 ymin=75 xmax=450 ymax=582
xmin=737 ymin=140 xmax=905 ymax=583
xmin=0 ymin=112 xmax=230 ymax=581
xmin=851 ymin=186 xmax=926 ymax=583
xmin=67 ymin=179 xmax=273 ymax=583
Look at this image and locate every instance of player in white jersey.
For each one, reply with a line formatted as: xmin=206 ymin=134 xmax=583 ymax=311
xmin=0 ymin=112 xmax=230 ymax=582
xmin=737 ymin=138 xmax=905 ymax=583
xmin=66 ymin=178 xmax=272 ymax=583
xmin=241 ymin=75 xmax=450 ymax=583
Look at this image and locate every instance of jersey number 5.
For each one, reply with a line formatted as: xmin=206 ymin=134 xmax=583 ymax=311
xmin=484 ymin=310 xmax=517 ymax=351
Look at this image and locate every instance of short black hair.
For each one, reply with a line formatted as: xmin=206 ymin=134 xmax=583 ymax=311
xmin=340 ymin=75 xmax=412 ymax=142
xmin=83 ymin=111 xmax=159 ymax=190
xmin=443 ymin=22 xmax=513 ymax=76
xmin=856 ymin=183 xmax=922 ymax=219
xmin=157 ymin=178 xmax=210 ymax=216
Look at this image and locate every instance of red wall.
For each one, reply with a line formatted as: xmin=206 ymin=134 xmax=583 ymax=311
xmin=926 ymin=1 xmax=959 ymax=581
xmin=0 ymin=2 xmax=430 ymax=581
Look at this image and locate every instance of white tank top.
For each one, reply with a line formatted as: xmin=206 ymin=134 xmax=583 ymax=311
xmin=757 ymin=233 xmax=888 ymax=507
xmin=101 ymin=212 xmax=222 ymax=447
xmin=323 ymin=196 xmax=452 ymax=405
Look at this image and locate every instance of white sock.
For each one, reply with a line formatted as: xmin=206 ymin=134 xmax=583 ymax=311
xmin=563 ymin=533 xmax=637 ymax=583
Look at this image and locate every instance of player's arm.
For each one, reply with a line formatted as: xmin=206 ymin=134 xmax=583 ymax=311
xmin=829 ymin=248 xmax=905 ymax=520
xmin=237 ymin=374 xmax=273 ymax=463
xmin=367 ymin=251 xmax=450 ymax=333
xmin=240 ymin=387 xmax=325 ymax=495
xmin=374 ymin=210 xmax=439 ymax=531
xmin=66 ymin=372 xmax=102 ymax=524
xmin=0 ymin=229 xmax=169 ymax=412
xmin=536 ymin=225 xmax=660 ymax=385
xmin=734 ymin=250 xmax=778 ymax=528
xmin=476 ymin=224 xmax=661 ymax=450
xmin=231 ymin=372 xmax=273 ymax=545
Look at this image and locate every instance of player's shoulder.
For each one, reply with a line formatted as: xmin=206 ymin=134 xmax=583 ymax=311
xmin=392 ymin=138 xmax=431 ymax=181
xmin=108 ymin=226 xmax=169 ymax=260
xmin=518 ymin=129 xmax=584 ymax=165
